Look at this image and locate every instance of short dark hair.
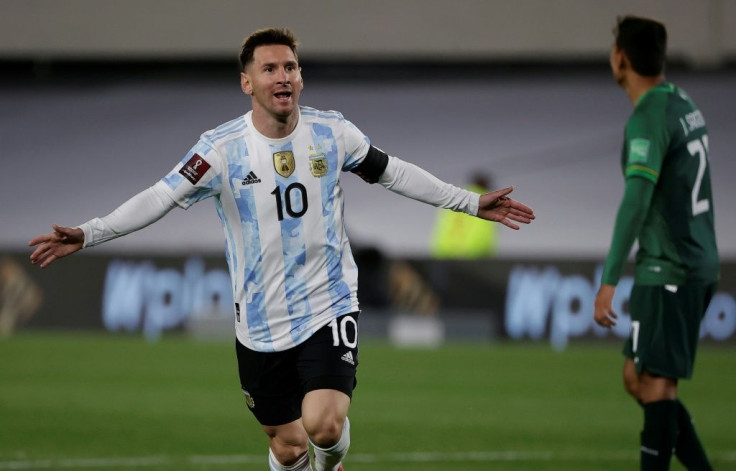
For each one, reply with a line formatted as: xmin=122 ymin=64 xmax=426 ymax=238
xmin=239 ymin=27 xmax=299 ymax=72
xmin=614 ymin=16 xmax=667 ymax=76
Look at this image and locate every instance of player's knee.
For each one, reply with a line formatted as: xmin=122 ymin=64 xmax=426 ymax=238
xmin=623 ymin=371 xmax=639 ymax=399
xmin=638 ymin=371 xmax=678 ymax=403
xmin=304 ymin=416 xmax=344 ymax=448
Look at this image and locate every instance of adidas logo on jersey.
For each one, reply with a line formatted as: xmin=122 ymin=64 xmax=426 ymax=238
xmin=341 ymin=351 xmax=355 ymax=365
xmin=241 ymin=171 xmax=261 ymax=185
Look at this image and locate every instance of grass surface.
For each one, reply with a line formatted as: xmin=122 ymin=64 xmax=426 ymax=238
xmin=1 ymin=333 xmax=734 ymax=470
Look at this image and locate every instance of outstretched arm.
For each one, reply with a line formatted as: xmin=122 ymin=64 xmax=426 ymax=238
xmin=28 ymin=184 xmax=177 ymax=268
xmin=370 ymin=153 xmax=534 ymax=227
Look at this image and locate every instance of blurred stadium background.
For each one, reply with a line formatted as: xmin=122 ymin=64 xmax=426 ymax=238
xmin=1 ymin=1 xmax=735 ymax=470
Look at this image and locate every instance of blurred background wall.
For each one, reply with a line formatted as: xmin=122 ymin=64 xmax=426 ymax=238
xmin=2 ymin=0 xmax=736 ymax=66
xmin=1 ymin=0 xmax=735 ymax=342
xmin=2 ymin=0 xmax=735 ymax=258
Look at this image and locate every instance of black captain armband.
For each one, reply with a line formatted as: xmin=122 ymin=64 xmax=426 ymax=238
xmin=351 ymin=146 xmax=389 ymax=184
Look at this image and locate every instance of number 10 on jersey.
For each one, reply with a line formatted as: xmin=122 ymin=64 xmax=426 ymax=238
xmin=271 ymin=183 xmax=309 ymax=221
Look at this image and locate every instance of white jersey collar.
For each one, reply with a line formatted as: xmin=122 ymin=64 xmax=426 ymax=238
xmin=245 ymin=109 xmax=302 ymax=144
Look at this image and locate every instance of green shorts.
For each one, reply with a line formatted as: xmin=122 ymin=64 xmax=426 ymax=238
xmin=623 ymin=282 xmax=716 ymax=379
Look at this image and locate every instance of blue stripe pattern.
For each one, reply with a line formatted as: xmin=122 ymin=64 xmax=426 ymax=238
xmin=271 ymin=142 xmax=312 ymax=344
xmin=301 ymin=106 xmax=341 ymax=121
xmin=311 ymin=124 xmax=352 ymax=314
xmin=226 ymin=139 xmax=273 ymax=350
xmin=209 ymin=116 xmax=246 ymax=143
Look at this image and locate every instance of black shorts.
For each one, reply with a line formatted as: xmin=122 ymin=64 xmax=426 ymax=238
xmin=235 ymin=312 xmax=359 ymax=426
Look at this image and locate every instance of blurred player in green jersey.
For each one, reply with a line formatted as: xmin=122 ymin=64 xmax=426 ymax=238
xmin=594 ymin=15 xmax=719 ymax=471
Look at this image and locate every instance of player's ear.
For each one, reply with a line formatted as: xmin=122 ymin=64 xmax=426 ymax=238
xmin=241 ymin=72 xmax=253 ymax=95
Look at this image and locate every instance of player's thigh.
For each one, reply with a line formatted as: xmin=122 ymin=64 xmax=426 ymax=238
xmin=303 ymin=388 xmax=351 ymax=421
xmin=302 ymin=388 xmax=351 ymax=445
xmin=235 ymin=339 xmax=302 ymax=427
xmin=623 ymin=347 xmax=677 ymax=402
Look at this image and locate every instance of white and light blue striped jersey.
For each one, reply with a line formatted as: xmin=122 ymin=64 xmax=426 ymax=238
xmin=155 ymin=107 xmax=370 ymax=352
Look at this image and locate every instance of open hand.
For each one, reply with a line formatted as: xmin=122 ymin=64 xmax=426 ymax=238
xmin=476 ymin=186 xmax=535 ymax=230
xmin=29 ymin=224 xmax=84 ymax=268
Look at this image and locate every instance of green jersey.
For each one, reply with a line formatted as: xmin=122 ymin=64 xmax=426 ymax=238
xmin=621 ymin=82 xmax=719 ymax=285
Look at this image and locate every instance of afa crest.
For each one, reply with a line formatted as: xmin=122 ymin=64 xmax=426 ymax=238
xmin=309 ymin=156 xmax=328 ymax=177
xmin=273 ymin=151 xmax=295 ymax=178
xmin=242 ymin=389 xmax=255 ymax=409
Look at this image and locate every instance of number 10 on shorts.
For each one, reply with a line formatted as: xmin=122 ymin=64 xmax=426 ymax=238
xmin=329 ymin=316 xmax=358 ymax=348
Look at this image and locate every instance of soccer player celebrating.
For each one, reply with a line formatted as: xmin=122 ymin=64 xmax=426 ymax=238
xmin=594 ymin=16 xmax=719 ymax=471
xmin=29 ymin=28 xmax=535 ymax=471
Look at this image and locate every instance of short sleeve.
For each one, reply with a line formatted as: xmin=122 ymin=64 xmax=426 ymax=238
xmin=158 ymin=140 xmax=223 ymax=209
xmin=341 ymin=119 xmax=372 ymax=171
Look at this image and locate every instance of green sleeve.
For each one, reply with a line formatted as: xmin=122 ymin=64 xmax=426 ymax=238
xmin=623 ymin=98 xmax=669 ymax=183
xmin=601 ymin=177 xmax=655 ymax=285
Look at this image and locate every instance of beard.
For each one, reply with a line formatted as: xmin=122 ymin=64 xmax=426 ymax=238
xmin=611 ymin=62 xmax=627 ymax=88
xmin=614 ymin=73 xmax=626 ymax=88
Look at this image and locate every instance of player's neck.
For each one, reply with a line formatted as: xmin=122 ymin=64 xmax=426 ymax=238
xmin=625 ymin=74 xmax=665 ymax=106
xmin=251 ymin=108 xmax=299 ymax=139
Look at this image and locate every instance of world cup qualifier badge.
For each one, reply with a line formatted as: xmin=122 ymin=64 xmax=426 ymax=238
xmin=178 ymin=154 xmax=211 ymax=184
xmin=242 ymin=389 xmax=255 ymax=409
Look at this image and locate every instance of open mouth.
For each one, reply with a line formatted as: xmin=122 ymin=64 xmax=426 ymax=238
xmin=274 ymin=91 xmax=292 ymax=101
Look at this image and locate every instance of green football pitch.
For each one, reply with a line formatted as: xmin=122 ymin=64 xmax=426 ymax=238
xmin=1 ymin=333 xmax=734 ymax=471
